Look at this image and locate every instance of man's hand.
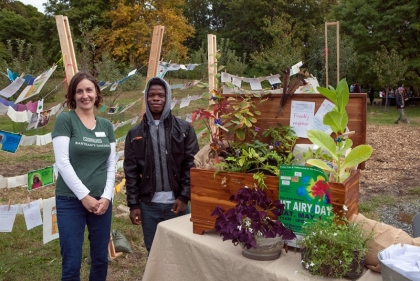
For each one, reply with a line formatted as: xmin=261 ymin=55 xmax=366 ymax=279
xmin=81 ymin=195 xmax=101 ymax=213
xmin=130 ymin=209 xmax=141 ymax=225
xmin=171 ymin=199 xmax=187 ymax=214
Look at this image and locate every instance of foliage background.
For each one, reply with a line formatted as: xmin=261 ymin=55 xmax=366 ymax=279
xmin=0 ymin=0 xmax=418 ymax=93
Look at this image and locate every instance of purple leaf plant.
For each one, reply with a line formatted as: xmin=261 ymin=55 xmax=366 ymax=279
xmin=211 ymin=186 xmax=296 ymax=249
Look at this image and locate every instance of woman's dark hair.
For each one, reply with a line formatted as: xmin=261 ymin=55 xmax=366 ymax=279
xmin=64 ymin=71 xmax=103 ymax=109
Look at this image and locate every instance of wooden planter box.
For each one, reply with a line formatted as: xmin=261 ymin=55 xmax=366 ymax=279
xmin=190 ymin=168 xmax=360 ymax=234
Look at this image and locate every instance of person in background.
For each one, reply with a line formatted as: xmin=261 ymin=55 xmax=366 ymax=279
xmin=350 ymin=84 xmax=355 ymax=93
xmin=52 ymin=72 xmax=116 ymax=281
xmin=124 ymin=77 xmax=199 ymax=254
xmin=368 ymin=84 xmax=375 ymax=105
xmin=354 ymin=83 xmax=361 ymax=93
xmin=395 ymin=87 xmax=410 ymax=124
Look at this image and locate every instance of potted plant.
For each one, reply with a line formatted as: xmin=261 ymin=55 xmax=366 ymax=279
xmin=211 ymin=185 xmax=296 ymax=260
xmin=192 ymin=88 xmax=298 ymax=189
xmin=190 ymin=79 xmax=368 ymax=235
xmin=305 ymin=78 xmax=373 ymax=183
xmin=297 ymin=206 xmax=373 ymax=279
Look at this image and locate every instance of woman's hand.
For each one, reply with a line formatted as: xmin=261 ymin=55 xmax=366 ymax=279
xmin=81 ymin=195 xmax=101 ymax=213
xmin=94 ymin=198 xmax=110 ymax=215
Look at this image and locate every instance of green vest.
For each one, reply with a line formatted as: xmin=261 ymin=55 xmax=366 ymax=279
xmin=52 ymin=111 xmax=115 ymax=197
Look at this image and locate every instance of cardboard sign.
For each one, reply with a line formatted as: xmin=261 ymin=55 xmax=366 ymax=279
xmin=279 ymin=165 xmax=333 ymax=236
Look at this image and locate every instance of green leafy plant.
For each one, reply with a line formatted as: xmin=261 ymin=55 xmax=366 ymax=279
xmin=192 ymin=87 xmax=298 ymax=189
xmin=297 ymin=206 xmax=373 ymax=279
xmin=306 ymin=78 xmax=373 ymax=182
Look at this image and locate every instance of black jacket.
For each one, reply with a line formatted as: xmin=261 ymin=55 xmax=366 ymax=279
xmin=124 ymin=114 xmax=199 ymax=210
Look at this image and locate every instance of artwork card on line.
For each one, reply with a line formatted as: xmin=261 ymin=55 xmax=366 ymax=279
xmin=27 ymin=166 xmax=54 ymax=191
xmin=23 ymin=201 xmax=43 ymax=230
xmin=267 ymin=75 xmax=281 ymax=85
xmin=0 ymin=205 xmax=18 ymax=232
xmin=232 ymin=76 xmax=242 ymax=88
xmin=43 ymin=197 xmax=59 ymax=244
xmin=249 ymin=78 xmax=262 ymax=90
xmin=0 ymin=130 xmax=22 ymax=153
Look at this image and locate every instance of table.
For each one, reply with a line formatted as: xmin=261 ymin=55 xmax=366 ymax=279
xmin=142 ymin=214 xmax=383 ymax=281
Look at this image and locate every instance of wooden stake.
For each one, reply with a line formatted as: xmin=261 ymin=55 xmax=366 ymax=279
xmin=55 ymin=15 xmax=78 ymax=83
xmin=142 ymin=25 xmax=165 ymax=116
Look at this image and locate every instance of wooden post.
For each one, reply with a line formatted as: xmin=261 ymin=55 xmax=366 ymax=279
xmin=207 ymin=34 xmax=217 ymax=135
xmin=55 ymin=15 xmax=78 ymax=83
xmin=325 ymin=21 xmax=340 ymax=87
xmin=141 ymin=25 xmax=165 ymax=116
xmin=207 ymin=34 xmax=217 ymax=92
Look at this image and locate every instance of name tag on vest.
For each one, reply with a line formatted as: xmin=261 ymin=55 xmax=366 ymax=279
xmin=95 ymin=132 xmax=106 ymax=137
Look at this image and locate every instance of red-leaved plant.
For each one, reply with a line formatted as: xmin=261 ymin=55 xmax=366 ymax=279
xmin=211 ymin=186 xmax=296 ymax=249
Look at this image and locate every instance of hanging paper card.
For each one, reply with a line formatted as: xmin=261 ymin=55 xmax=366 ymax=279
xmin=109 ymin=82 xmax=118 ymax=91
xmin=15 ymin=65 xmax=57 ymax=103
xmin=0 ymin=77 xmax=25 ymax=98
xmin=232 ymin=76 xmax=242 ymax=88
xmin=221 ymin=72 xmax=231 ymax=83
xmin=23 ymin=201 xmax=43 ymax=230
xmin=267 ymin=75 xmax=281 ymax=85
xmin=27 ymin=166 xmax=54 ymax=191
xmin=0 ymin=130 xmax=22 ymax=153
xmin=279 ymin=165 xmax=332 ymax=240
xmin=36 ymin=109 xmax=52 ymax=128
xmin=249 ymin=78 xmax=262 ymax=90
xmin=157 ymin=62 xmax=168 ymax=78
xmin=43 ymin=197 xmax=59 ymax=244
xmin=27 ymin=113 xmax=39 ymax=130
xmin=0 ymin=205 xmax=18 ymax=232
xmin=100 ymin=81 xmax=112 ymax=91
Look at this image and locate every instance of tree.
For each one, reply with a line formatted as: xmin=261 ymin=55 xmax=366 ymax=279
xmin=372 ymin=46 xmax=408 ymax=111
xmin=333 ymin=0 xmax=420 ymax=88
xmin=96 ymin=0 xmax=194 ymax=68
xmin=250 ymin=18 xmax=303 ymax=75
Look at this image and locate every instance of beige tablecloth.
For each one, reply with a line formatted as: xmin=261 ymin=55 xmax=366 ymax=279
xmin=142 ymin=214 xmax=383 ymax=281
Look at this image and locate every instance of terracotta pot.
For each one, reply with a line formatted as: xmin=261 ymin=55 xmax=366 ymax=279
xmin=241 ymin=235 xmax=284 ymax=261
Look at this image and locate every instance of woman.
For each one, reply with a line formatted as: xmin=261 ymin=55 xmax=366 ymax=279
xmin=52 ymin=72 xmax=116 ymax=281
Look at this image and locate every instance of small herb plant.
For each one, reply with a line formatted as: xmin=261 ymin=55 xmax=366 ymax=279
xmin=211 ymin=185 xmax=296 ymax=249
xmin=297 ymin=206 xmax=373 ymax=279
xmin=306 ymin=78 xmax=373 ymax=182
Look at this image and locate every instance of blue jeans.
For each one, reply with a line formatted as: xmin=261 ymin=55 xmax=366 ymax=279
xmin=140 ymin=201 xmax=190 ymax=253
xmin=56 ymin=196 xmax=112 ymax=281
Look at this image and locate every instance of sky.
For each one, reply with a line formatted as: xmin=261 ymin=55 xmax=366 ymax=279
xmin=18 ymin=0 xmax=46 ymax=13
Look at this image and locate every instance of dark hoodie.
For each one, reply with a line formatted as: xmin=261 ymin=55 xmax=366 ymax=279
xmin=144 ymin=78 xmax=172 ymax=193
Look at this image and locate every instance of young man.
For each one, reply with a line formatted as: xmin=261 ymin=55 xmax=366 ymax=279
xmin=124 ymin=77 xmax=199 ymax=253
xmin=395 ymin=87 xmax=410 ymax=124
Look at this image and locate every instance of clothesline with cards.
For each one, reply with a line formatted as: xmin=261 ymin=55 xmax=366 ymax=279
xmin=156 ymin=61 xmax=201 ymax=79
xmin=0 ymin=150 xmax=125 ymax=190
xmin=0 ymin=176 xmax=127 ymax=242
xmin=0 ymin=114 xmax=137 ymax=154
